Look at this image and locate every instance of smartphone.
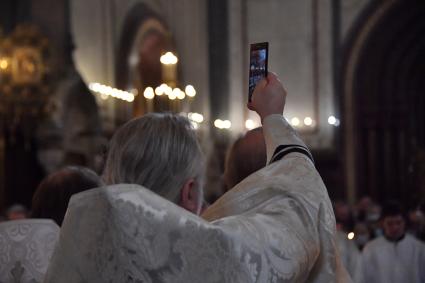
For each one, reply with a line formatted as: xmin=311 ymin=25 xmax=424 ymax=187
xmin=248 ymin=42 xmax=268 ymax=101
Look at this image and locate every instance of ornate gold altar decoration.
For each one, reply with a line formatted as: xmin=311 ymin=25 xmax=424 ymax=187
xmin=0 ymin=24 xmax=50 ymax=143
xmin=0 ymin=24 xmax=51 ymax=209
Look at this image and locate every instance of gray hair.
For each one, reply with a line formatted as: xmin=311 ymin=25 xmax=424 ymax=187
xmin=102 ymin=113 xmax=204 ymax=204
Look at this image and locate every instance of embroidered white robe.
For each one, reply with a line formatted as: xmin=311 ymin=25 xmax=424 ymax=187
xmin=0 ymin=219 xmax=59 ymax=283
xmin=359 ymin=234 xmax=425 ymax=283
xmin=44 ymin=115 xmax=349 ymax=282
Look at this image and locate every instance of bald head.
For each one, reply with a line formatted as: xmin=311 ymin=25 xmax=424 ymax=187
xmin=224 ymin=128 xmax=267 ymax=190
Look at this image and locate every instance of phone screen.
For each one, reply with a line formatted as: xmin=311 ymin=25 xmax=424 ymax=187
xmin=248 ymin=42 xmax=268 ymax=101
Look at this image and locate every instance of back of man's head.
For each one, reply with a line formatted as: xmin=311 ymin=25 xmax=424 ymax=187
xmin=102 ymin=113 xmax=205 ymax=211
xmin=224 ymin=127 xmax=266 ymax=190
xmin=6 ymin=204 xmax=28 ymax=220
xmin=32 ymin=166 xmax=101 ymax=226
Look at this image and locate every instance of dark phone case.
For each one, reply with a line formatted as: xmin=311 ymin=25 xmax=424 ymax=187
xmin=248 ymin=42 xmax=269 ymax=102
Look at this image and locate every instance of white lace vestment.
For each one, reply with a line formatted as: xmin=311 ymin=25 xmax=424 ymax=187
xmin=0 ymin=219 xmax=60 ymax=283
xmin=359 ymin=234 xmax=425 ymax=283
xmin=44 ymin=115 xmax=350 ymax=282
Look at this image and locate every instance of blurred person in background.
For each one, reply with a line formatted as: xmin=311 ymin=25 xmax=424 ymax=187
xmin=5 ymin=203 xmax=29 ymax=220
xmin=355 ymin=196 xmax=373 ymax=222
xmin=223 ymin=127 xmax=267 ymax=190
xmin=353 ymin=222 xmax=371 ymax=251
xmin=334 ymin=200 xmax=355 ymax=233
xmin=407 ymin=203 xmax=425 ymax=242
xmin=333 ymin=201 xmax=362 ymax=280
xmin=359 ymin=200 xmax=425 ymax=283
xmin=365 ymin=203 xmax=382 ymax=238
xmin=204 ymin=132 xmax=231 ymax=203
xmin=31 ymin=166 xmax=101 ymax=226
xmin=336 ymin=230 xmax=362 ymax=282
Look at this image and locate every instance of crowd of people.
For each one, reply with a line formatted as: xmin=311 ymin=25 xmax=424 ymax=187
xmin=0 ymin=73 xmax=424 ymax=282
xmin=334 ymin=198 xmax=425 ymax=282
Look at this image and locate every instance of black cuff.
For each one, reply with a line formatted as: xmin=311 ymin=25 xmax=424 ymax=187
xmin=270 ymin=144 xmax=315 ymax=165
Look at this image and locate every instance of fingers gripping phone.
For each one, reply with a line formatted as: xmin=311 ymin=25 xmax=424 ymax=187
xmin=248 ymin=42 xmax=269 ymax=102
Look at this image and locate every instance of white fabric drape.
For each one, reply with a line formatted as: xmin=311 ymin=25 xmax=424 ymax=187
xmin=359 ymin=235 xmax=425 ymax=283
xmin=0 ymin=219 xmax=60 ymax=283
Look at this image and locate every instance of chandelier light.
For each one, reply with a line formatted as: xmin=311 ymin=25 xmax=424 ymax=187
xmin=89 ymin=83 xmax=135 ymax=102
xmin=160 ymin=51 xmax=178 ymax=65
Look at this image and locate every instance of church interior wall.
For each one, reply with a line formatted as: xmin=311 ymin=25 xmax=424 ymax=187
xmin=70 ymin=0 xmax=374 ymax=151
xmin=5 ymin=0 xmax=422 ymax=210
xmin=70 ymin=0 xmax=211 ymax=128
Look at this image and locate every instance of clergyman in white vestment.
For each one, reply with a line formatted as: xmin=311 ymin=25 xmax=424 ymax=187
xmin=359 ymin=201 xmax=425 ymax=283
xmin=336 ymin=230 xmax=362 ymax=282
xmin=44 ymin=73 xmax=350 ymax=282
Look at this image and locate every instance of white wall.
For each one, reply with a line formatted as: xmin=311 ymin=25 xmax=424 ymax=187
xmin=229 ymin=0 xmax=371 ymax=149
xmin=241 ymin=0 xmax=336 ymax=149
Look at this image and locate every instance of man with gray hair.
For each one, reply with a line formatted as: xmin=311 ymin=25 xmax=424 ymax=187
xmin=45 ymin=73 xmax=348 ymax=282
xmin=102 ymin=112 xmax=205 ymax=214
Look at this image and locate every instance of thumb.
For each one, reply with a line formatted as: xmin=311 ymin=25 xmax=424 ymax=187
xmin=267 ymin=72 xmax=279 ymax=83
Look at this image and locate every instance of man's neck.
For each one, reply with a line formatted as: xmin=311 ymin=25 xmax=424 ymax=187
xmin=384 ymin=233 xmax=405 ymax=243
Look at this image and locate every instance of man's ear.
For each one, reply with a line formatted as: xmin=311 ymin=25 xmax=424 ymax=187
xmin=180 ymin=178 xmax=199 ymax=214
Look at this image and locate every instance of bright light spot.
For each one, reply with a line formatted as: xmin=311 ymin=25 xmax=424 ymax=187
xmin=304 ymin=117 xmax=313 ymax=126
xmin=222 ymin=120 xmax=231 ymax=129
xmin=155 ymin=86 xmax=164 ymax=96
xmin=143 ymin=87 xmax=155 ymax=99
xmin=164 ymin=85 xmax=172 ymax=96
xmin=191 ymin=121 xmax=199 ymax=130
xmin=88 ymin=82 xmax=134 ymax=102
xmin=0 ymin=59 xmax=8 ymax=70
xmin=214 ymin=119 xmax=231 ymax=129
xmin=185 ymin=85 xmax=196 ymax=97
xmin=348 ymin=232 xmax=355 ymax=240
xmin=88 ymin=83 xmax=98 ymax=92
xmin=128 ymin=53 xmax=139 ymax=66
xmin=168 ymin=91 xmax=177 ymax=100
xmin=171 ymin=88 xmax=183 ymax=100
xmin=245 ymin=119 xmax=256 ymax=130
xmin=328 ymin=115 xmax=340 ymax=126
xmin=291 ymin=117 xmax=300 ymax=127
xmin=214 ymin=119 xmax=223 ymax=129
xmin=188 ymin=112 xmax=204 ymax=123
xmin=160 ymin=51 xmax=178 ymax=65
xmin=177 ymin=90 xmax=186 ymax=100
xmin=334 ymin=119 xmax=340 ymax=126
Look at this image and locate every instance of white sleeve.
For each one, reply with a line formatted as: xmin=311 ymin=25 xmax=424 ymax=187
xmin=262 ymin=114 xmax=314 ymax=165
